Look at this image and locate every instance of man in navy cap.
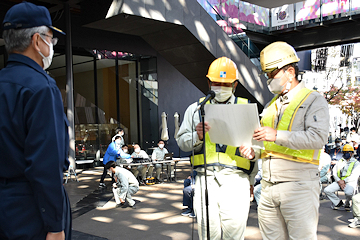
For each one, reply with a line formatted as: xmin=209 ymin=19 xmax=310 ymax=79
xmin=0 ymin=2 xmax=70 ymax=240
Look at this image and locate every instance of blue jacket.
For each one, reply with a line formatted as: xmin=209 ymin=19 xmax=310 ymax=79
xmin=103 ymin=142 xmax=130 ymax=165
xmin=0 ymin=54 xmax=69 ymax=232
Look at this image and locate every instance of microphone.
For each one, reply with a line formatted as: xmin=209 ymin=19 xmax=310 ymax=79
xmin=195 ymin=90 xmax=216 ymax=111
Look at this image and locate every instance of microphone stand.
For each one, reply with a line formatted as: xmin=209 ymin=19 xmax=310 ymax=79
xmin=200 ymin=104 xmax=210 ymax=240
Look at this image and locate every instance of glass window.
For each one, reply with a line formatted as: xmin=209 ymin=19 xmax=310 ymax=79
xmin=48 ymin=49 xmax=158 ymax=160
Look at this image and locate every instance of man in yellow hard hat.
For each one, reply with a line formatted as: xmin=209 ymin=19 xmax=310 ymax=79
xmin=176 ymin=57 xmax=258 ymax=240
xmin=324 ymin=144 xmax=360 ymax=211
xmin=239 ymin=41 xmax=330 ymax=239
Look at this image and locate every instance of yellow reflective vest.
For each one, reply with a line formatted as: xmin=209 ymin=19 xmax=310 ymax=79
xmin=260 ymin=88 xmax=321 ymax=165
xmin=337 ymin=159 xmax=355 ymax=180
xmin=191 ymin=97 xmax=255 ymax=174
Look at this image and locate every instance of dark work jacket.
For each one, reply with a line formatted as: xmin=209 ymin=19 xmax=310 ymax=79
xmin=0 ymin=54 xmax=69 ymax=232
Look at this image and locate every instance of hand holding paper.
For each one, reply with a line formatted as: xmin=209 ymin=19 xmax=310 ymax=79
xmin=239 ymin=145 xmax=255 ymax=160
xmin=253 ymin=127 xmax=277 ymax=142
xmin=195 ymin=121 xmax=211 ymax=140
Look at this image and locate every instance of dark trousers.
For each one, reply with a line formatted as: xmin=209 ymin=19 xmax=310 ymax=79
xmin=100 ymin=164 xmax=114 ymax=184
xmin=183 ymin=185 xmax=194 ymax=209
xmin=0 ymin=180 xmax=72 ymax=239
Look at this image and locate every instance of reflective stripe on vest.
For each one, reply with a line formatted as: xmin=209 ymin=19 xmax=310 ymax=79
xmin=337 ymin=160 xmax=355 ymax=180
xmin=191 ymin=97 xmax=255 ymax=174
xmin=260 ymin=88 xmax=321 ymax=165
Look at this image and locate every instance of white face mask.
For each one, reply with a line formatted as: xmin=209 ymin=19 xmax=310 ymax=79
xmin=211 ymin=86 xmax=233 ymax=102
xmin=159 ymin=144 xmax=164 ymax=149
xmin=135 ymin=148 xmax=140 ymax=153
xmin=38 ymin=36 xmax=54 ymax=70
xmin=123 ymin=149 xmax=128 ymax=153
xmin=267 ymin=71 xmax=289 ymax=95
xmin=115 ymin=139 xmax=121 ymax=145
xmin=267 ymin=71 xmax=293 ymax=94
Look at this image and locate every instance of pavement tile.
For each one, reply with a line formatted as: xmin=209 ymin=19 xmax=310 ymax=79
xmin=65 ymin=162 xmax=360 ymax=240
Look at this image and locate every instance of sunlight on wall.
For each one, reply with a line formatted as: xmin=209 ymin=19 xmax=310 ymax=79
xmin=149 ymin=9 xmax=166 ymax=22
xmin=106 ymin=1 xmax=120 ymax=18
xmin=178 ymin=0 xmax=186 ymax=8
xmin=139 ymin=7 xmax=150 ymax=18
xmin=217 ymin=38 xmax=226 ymax=53
xmin=164 ymin=1 xmax=171 ymax=11
xmin=195 ymin=21 xmax=210 ymax=43
xmin=91 ymin=216 xmax=114 ymax=223
xmin=225 ymin=40 xmax=237 ymax=54
xmin=240 ymin=65 xmax=255 ymax=89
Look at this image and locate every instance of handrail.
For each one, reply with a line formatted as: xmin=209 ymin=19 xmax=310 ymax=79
xmin=199 ymin=0 xmax=360 ymax=34
xmin=198 ymin=0 xmax=261 ymax=66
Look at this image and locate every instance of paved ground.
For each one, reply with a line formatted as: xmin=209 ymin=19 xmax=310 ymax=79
xmin=64 ymin=161 xmax=360 ymax=240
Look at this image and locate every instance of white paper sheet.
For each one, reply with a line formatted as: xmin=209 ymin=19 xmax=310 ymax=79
xmin=204 ymin=103 xmax=264 ymax=149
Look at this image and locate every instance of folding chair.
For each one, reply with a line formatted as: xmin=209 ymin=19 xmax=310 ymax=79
xmin=65 ymin=165 xmax=78 ymax=184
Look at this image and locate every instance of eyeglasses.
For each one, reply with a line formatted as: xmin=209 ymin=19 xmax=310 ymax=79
xmin=40 ymin=33 xmax=58 ymax=46
xmin=265 ymin=69 xmax=284 ymax=85
xmin=265 ymin=68 xmax=281 ymax=79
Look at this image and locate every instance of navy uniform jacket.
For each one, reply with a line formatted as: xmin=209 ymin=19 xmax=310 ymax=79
xmin=0 ymin=54 xmax=69 ymax=232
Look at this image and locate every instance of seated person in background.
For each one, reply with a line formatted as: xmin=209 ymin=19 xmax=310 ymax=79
xmin=106 ymin=161 xmax=139 ymax=209
xmin=324 ymin=144 xmax=360 ymax=211
xmin=328 ymin=138 xmax=343 ymax=163
xmin=100 ymin=136 xmax=131 ymax=188
xmin=181 ymin=171 xmax=196 ymax=218
xmin=117 ymin=145 xmax=132 ymax=166
xmin=131 ymin=144 xmax=152 ymax=185
xmin=152 ymin=140 xmax=169 ymax=183
xmin=349 ymin=193 xmax=360 ymax=228
xmin=347 ymin=127 xmax=359 ymax=145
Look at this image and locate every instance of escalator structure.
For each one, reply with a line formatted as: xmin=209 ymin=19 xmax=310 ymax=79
xmin=84 ymin=0 xmax=272 ymax=108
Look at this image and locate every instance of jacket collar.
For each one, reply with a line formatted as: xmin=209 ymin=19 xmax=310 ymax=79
xmin=278 ymin=81 xmax=306 ymax=104
xmin=7 ymin=53 xmax=48 ymax=77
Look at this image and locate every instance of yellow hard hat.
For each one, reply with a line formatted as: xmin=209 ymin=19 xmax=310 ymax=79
xmin=206 ymin=57 xmax=239 ymax=83
xmin=343 ymin=144 xmax=354 ymax=152
xmin=260 ymin=41 xmax=300 ymax=73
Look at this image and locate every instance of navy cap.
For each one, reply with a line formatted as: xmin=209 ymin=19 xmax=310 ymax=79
xmin=2 ymin=1 xmax=65 ymax=35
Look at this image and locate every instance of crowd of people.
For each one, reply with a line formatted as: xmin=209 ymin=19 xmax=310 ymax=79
xmin=99 ymin=131 xmax=176 ymax=189
xmin=320 ymin=130 xmax=360 ymax=229
xmin=97 ymin=128 xmax=180 ymax=211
